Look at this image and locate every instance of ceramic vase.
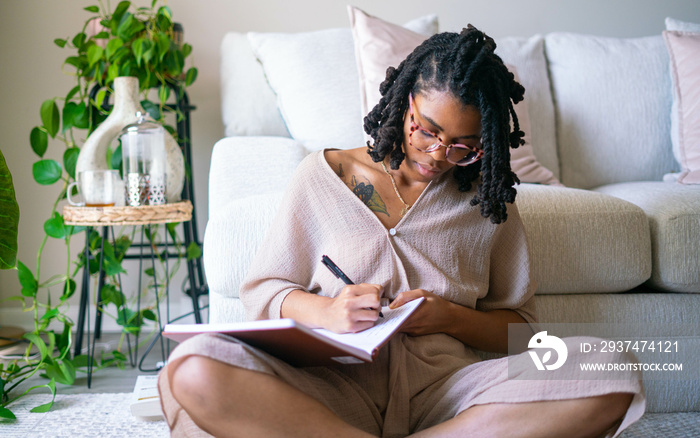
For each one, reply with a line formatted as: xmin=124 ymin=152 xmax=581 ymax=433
xmin=75 ymin=76 xmax=185 ymax=203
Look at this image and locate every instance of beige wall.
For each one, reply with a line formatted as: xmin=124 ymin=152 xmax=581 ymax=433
xmin=2 ymin=0 xmax=699 ymax=329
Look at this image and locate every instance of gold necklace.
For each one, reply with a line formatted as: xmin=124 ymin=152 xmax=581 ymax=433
xmin=381 ymin=161 xmax=411 ymax=217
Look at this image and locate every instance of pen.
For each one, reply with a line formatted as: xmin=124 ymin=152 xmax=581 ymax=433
xmin=321 ymin=255 xmax=383 ymax=317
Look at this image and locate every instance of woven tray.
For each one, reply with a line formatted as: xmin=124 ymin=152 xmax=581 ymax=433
xmin=62 ymin=200 xmax=192 ymax=226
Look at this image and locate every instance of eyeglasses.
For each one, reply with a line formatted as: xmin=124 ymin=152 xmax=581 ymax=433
xmin=408 ymin=93 xmax=484 ymax=166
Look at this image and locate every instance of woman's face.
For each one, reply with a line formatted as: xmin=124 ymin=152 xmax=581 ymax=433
xmin=401 ymin=89 xmax=482 ymax=183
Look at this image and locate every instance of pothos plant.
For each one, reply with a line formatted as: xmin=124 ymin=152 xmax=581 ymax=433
xmin=0 ymin=0 xmax=199 ymax=419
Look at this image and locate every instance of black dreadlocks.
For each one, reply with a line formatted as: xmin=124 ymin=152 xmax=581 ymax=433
xmin=364 ymin=25 xmax=525 ymax=224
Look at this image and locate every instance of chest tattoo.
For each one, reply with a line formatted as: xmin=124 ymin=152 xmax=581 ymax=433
xmin=350 ymin=175 xmax=389 ymax=217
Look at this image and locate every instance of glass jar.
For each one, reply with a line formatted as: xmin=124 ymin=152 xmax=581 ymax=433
xmin=119 ymin=112 xmax=167 ymax=206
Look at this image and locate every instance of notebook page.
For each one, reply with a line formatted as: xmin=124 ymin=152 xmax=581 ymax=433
xmin=313 ymin=297 xmax=424 ymax=354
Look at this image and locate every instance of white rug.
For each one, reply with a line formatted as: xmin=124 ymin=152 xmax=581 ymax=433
xmin=2 ymin=393 xmax=169 ymax=437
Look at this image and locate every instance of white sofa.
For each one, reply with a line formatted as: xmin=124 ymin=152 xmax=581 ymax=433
xmin=202 ymin=14 xmax=700 ymax=424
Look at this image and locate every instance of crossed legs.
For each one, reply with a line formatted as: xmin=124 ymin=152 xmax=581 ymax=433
xmin=166 ymin=355 xmax=633 ymax=438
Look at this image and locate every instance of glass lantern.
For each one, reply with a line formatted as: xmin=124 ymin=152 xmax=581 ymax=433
xmin=119 ymin=112 xmax=167 ymax=206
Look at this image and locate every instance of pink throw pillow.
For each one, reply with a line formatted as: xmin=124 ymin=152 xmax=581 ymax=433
xmin=348 ymin=6 xmax=561 ymax=185
xmin=663 ymin=30 xmax=700 ymax=184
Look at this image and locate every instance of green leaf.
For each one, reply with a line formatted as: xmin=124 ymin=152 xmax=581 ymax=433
xmin=116 ymin=12 xmax=141 ymax=40
xmin=63 ymin=147 xmax=80 ymax=180
xmin=166 ymin=222 xmax=178 ymax=241
xmin=157 ymin=5 xmax=172 ymax=21
xmin=17 ymin=261 xmax=38 ymax=297
xmin=87 ymin=44 xmax=104 ymax=67
xmin=182 ymin=43 xmax=192 ymax=59
xmin=23 ymin=333 xmax=49 ymax=360
xmin=117 ymin=308 xmax=138 ymax=328
xmin=158 ymin=84 xmax=170 ymax=104
xmin=72 ymin=32 xmax=86 ymax=50
xmin=32 ymin=159 xmax=62 ymax=185
xmin=65 ymin=85 xmax=80 ymax=102
xmin=185 ymin=67 xmax=198 ymax=87
xmin=111 ymin=1 xmax=132 ymax=28
xmin=95 ymin=88 xmax=108 ymax=109
xmin=40 ymin=99 xmax=60 ymax=138
xmin=105 ymin=37 xmax=124 ymax=61
xmin=44 ymin=212 xmax=66 ymax=239
xmin=144 ymin=267 xmax=154 ymax=277
xmin=0 ymin=149 xmax=19 ymax=269
xmin=28 ymin=379 xmax=56 ymax=413
xmin=54 ymin=38 xmax=67 ymax=48
xmin=62 ymin=279 xmax=76 ymax=301
xmin=44 ymin=359 xmax=75 ymax=385
xmin=113 ymin=235 xmax=131 ymax=259
xmin=40 ymin=307 xmax=59 ymax=322
xmin=30 ymin=127 xmax=48 ymax=157
xmin=132 ymin=37 xmax=147 ymax=66
xmin=107 ymin=62 xmax=120 ymax=83
xmin=61 ymin=101 xmax=82 ymax=133
xmin=163 ymin=49 xmax=184 ymax=77
xmin=101 ymin=284 xmax=125 ymax=307
xmin=110 ymin=144 xmax=123 ymax=173
xmin=56 ymin=322 xmax=72 ymax=353
xmin=186 ymin=242 xmax=202 ymax=261
xmin=72 ymin=354 xmax=97 ymax=368
xmin=142 ymin=309 xmax=156 ymax=321
xmin=155 ymin=32 xmax=170 ymax=61
xmin=102 ymin=242 xmax=126 ymax=276
xmin=141 ymin=99 xmax=161 ymax=120
xmin=84 ymin=5 xmax=100 ymax=13
xmin=0 ymin=406 xmax=16 ymax=420
xmin=64 ymin=56 xmax=83 ymax=69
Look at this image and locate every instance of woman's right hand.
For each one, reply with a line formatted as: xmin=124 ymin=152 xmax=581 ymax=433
xmin=321 ymin=283 xmax=383 ymax=334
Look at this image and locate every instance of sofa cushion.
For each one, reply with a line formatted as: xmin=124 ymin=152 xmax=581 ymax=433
xmin=517 ymin=184 xmax=651 ymax=294
xmin=535 ymin=292 xmax=700 ymax=413
xmin=663 ymin=30 xmax=700 ymax=184
xmin=246 ymin=15 xmax=438 ymax=152
xmin=545 ymin=33 xmax=677 ymax=189
xmin=594 ymin=182 xmax=700 ymax=293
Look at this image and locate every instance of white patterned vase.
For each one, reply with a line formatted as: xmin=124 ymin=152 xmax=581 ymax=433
xmin=75 ymin=76 xmax=185 ymax=203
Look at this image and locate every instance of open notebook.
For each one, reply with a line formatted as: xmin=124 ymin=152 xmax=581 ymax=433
xmin=163 ymin=297 xmax=424 ymax=366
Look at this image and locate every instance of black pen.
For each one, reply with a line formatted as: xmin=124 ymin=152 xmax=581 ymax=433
xmin=321 ymin=255 xmax=383 ymax=317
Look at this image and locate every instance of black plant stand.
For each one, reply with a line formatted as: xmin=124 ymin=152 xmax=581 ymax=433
xmin=67 ymin=83 xmax=208 ymax=385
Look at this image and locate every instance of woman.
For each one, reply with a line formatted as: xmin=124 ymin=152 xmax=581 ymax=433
xmin=159 ymin=26 xmax=644 ymax=437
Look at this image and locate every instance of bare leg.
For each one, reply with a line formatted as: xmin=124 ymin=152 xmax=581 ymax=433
xmin=410 ymin=393 xmax=633 ymax=438
xmin=168 ymin=355 xmax=375 ymax=438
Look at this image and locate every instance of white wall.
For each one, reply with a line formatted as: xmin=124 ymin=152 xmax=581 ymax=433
xmin=2 ymin=0 xmax=699 ymax=330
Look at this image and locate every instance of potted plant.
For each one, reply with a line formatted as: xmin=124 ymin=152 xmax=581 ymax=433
xmin=0 ymin=0 xmax=197 ymax=419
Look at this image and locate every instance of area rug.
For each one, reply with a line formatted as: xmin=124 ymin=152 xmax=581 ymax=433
xmin=1 ymin=393 xmax=169 ymax=437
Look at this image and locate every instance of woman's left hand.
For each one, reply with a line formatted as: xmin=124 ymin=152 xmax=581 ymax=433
xmin=389 ymin=289 xmax=453 ymax=337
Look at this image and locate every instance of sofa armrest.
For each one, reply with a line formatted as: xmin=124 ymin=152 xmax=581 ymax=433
xmin=204 ymin=191 xmax=286 ymax=305
xmin=208 ymin=136 xmax=308 ymax=219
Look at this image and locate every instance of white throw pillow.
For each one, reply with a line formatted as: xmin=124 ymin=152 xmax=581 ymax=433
xmin=247 ymin=15 xmax=438 ymax=152
xmin=348 ymin=6 xmax=560 ymax=185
